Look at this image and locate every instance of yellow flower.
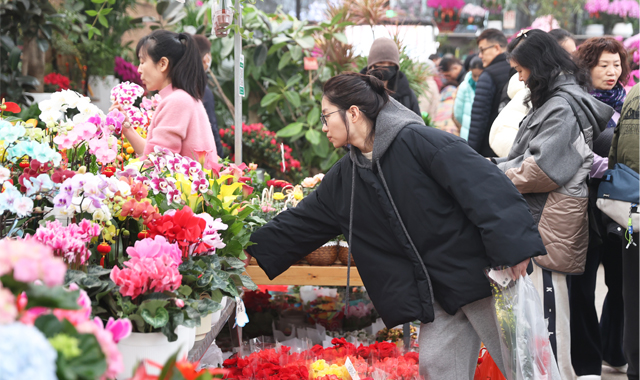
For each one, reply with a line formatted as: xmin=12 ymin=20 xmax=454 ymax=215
xmin=293 ymin=188 xmax=303 ymax=200
xmin=273 ymin=192 xmax=285 ymax=200
xmin=25 ymin=119 xmax=38 ymax=128
xmin=215 ymin=175 xmax=244 ymax=211
xmin=176 ymin=173 xmax=199 ymax=208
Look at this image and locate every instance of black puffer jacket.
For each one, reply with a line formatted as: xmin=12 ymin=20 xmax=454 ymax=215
xmin=248 ymin=98 xmax=546 ymax=327
xmin=468 ymin=53 xmax=511 ymax=157
xmin=360 ymin=67 xmax=421 ymax=115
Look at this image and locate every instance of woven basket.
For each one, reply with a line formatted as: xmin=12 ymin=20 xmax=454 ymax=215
xmin=337 ymin=241 xmax=355 ymax=266
xmin=306 ymin=242 xmax=338 ymax=266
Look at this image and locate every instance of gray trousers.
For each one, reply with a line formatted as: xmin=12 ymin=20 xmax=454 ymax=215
xmin=419 ymin=296 xmax=506 ymax=380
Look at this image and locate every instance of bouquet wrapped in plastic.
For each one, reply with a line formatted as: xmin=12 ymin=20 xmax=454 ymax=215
xmin=485 ymin=268 xmax=562 ymax=380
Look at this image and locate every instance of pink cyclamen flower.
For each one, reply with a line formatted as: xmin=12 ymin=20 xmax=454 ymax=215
xmin=175 ymin=299 xmax=185 ymax=308
xmin=126 ymin=236 xmax=182 ymax=267
xmin=104 ymin=317 xmax=132 ymax=343
xmin=111 ymin=256 xmax=182 ymax=299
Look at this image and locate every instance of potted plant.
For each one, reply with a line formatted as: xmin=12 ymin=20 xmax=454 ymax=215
xmin=428 ymin=0 xmax=466 ymax=32
xmin=66 ymin=236 xmax=205 ymax=379
xmin=584 ymin=0 xmax=611 ymax=36
xmin=607 ymin=0 xmax=639 ymax=37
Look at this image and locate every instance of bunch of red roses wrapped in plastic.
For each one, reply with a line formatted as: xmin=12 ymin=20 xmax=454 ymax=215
xmin=222 ymin=337 xmax=422 ymax=380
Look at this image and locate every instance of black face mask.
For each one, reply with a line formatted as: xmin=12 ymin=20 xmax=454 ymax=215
xmin=368 ymin=65 xmax=398 ymax=81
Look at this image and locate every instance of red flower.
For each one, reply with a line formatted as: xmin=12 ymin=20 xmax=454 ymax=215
xmin=0 ymin=101 xmax=20 ymax=114
xmin=145 ymin=206 xmax=209 ymax=257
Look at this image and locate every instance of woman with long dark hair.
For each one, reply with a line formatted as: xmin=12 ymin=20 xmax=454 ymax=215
xmin=493 ymin=29 xmax=614 ymax=380
xmin=569 ymin=37 xmax=631 ymax=380
xmin=246 ymin=71 xmax=549 ymax=379
xmin=110 ymin=30 xmax=217 ymax=168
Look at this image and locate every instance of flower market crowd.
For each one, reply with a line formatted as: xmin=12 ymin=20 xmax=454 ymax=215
xmin=0 ymin=13 xmax=639 ymax=380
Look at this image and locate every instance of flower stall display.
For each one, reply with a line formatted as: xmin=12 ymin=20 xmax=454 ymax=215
xmin=0 ymin=238 xmax=131 ymax=380
xmin=114 ymin=57 xmax=143 ymax=88
xmin=220 ymin=123 xmax=302 ymax=182
xmin=223 ymin=338 xmax=422 ymax=380
xmin=44 ymin=73 xmax=72 ymax=92
xmin=531 ymin=15 xmax=561 ymax=32
xmin=428 ymin=0 xmax=465 ymax=31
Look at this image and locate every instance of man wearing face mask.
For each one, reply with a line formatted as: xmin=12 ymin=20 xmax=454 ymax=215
xmin=360 ymin=37 xmax=421 ymax=115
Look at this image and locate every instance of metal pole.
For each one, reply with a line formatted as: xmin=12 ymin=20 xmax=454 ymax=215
xmin=233 ymin=0 xmax=242 ymax=165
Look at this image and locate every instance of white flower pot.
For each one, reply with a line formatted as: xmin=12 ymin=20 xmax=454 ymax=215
xmin=195 ymin=312 xmax=213 ymax=341
xmin=585 ymin=24 xmax=605 ymax=37
xmin=116 ymin=325 xmax=194 ymax=380
xmin=612 ymin=22 xmax=634 ymax=38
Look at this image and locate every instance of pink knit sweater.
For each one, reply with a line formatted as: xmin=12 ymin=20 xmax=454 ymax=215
xmin=142 ymin=85 xmax=217 ymax=168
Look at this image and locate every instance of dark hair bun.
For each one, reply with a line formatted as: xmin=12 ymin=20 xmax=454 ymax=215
xmin=362 ymin=73 xmax=389 ymax=99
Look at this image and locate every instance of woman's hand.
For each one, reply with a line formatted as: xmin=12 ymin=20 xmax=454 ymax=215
xmin=109 ymin=101 xmax=132 ymax=127
xmin=509 ymin=258 xmax=530 ymax=280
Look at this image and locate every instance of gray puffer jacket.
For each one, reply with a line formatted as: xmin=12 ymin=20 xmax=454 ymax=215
xmin=496 ymin=75 xmax=613 ymax=274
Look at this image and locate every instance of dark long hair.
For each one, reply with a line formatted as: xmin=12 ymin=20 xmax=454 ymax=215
xmin=507 ymin=29 xmax=590 ymax=109
xmin=574 ymin=37 xmax=630 ymax=86
xmin=136 ymin=30 xmax=206 ymax=100
xmin=322 ymin=72 xmax=391 ymax=145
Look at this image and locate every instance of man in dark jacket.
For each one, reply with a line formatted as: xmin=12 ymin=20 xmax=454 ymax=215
xmin=468 ymin=29 xmax=511 ymax=157
xmin=359 ymin=37 xmax=421 ymax=115
xmin=193 ymin=34 xmax=224 ymax=157
xmin=248 ymin=72 xmax=548 ymax=378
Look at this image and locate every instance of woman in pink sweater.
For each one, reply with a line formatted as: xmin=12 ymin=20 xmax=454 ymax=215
xmin=110 ymin=30 xmax=217 ymax=168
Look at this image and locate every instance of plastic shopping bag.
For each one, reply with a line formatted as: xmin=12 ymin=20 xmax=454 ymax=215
xmin=485 ymin=268 xmax=562 ymax=380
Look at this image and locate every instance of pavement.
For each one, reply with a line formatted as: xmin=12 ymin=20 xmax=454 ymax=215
xmin=595 ymin=264 xmax=628 ymax=380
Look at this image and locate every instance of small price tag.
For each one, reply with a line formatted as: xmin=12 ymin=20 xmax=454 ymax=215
xmin=344 ymin=357 xmax=360 ymax=380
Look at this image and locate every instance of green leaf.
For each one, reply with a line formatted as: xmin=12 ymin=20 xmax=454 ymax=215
xmin=239 ymin=275 xmax=258 ymax=291
xmin=334 ymin=33 xmax=348 ymax=44
xmin=290 ymin=45 xmax=303 ymax=61
xmin=305 ymin=128 xmax=321 ymax=145
xmin=278 ymin=51 xmax=292 ymax=70
xmin=284 ymin=91 xmax=301 ymax=108
xmin=307 ymin=107 xmax=320 ymax=126
xmin=65 ymin=332 xmax=107 ymax=379
xmin=294 ymin=35 xmax=315 ymax=49
xmin=26 ymin=285 xmax=81 ymax=310
xmin=85 ymin=10 xmax=98 ymax=16
xmin=312 ymin=133 xmax=330 ymax=158
xmin=141 ymin=307 xmax=170 ymax=328
xmin=64 ymin=270 xmax=87 ymax=285
xmin=267 ymin=41 xmax=287 ymax=56
xmin=156 ymin=0 xmax=170 ymax=15
xmin=98 ymin=15 xmax=108 ymax=27
xmin=194 ymin=298 xmax=222 ymax=315
xmin=177 ymin=285 xmax=192 ymax=297
xmin=220 ymin=35 xmax=234 ymax=58
xmin=277 ymin=122 xmax=304 ymax=137
xmin=100 ymin=7 xmax=112 ymax=15
xmin=285 ymin=74 xmax=302 ymax=89
xmin=34 ymin=314 xmax=64 ymax=338
xmin=128 ymin=314 xmax=146 ymax=332
xmin=253 ymin=44 xmax=267 ymax=66
xmin=139 ymin=299 xmax=170 ymax=313
xmin=260 ymin=93 xmax=281 ymax=107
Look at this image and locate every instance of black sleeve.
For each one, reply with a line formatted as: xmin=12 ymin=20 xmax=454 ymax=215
xmin=247 ymin=169 xmax=342 ymax=279
xmin=203 ymin=87 xmax=224 ymax=157
xmin=409 ymin=88 xmax=421 ymax=116
xmin=426 ymin=138 xmax=546 ymax=267
xmin=467 ymin=72 xmax=496 ymax=153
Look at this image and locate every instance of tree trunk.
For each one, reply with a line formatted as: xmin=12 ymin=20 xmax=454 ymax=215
xmin=21 ymin=37 xmax=45 ymax=93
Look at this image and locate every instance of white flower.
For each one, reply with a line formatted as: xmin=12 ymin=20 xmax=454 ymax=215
xmin=39 ymin=110 xmax=62 ymax=125
xmin=116 ymin=180 xmax=131 ymax=197
xmin=0 ymin=167 xmax=10 ymax=183
xmin=38 ymin=99 xmax=61 ymax=113
xmin=14 ymin=197 xmax=34 ymax=217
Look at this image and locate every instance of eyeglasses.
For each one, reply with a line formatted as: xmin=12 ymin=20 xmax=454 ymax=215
xmin=478 ymin=44 xmax=498 ymax=55
xmin=321 ymin=110 xmax=341 ymax=126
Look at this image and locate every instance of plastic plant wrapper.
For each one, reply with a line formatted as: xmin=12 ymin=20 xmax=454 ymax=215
xmin=485 ymin=267 xmax=562 ymax=380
